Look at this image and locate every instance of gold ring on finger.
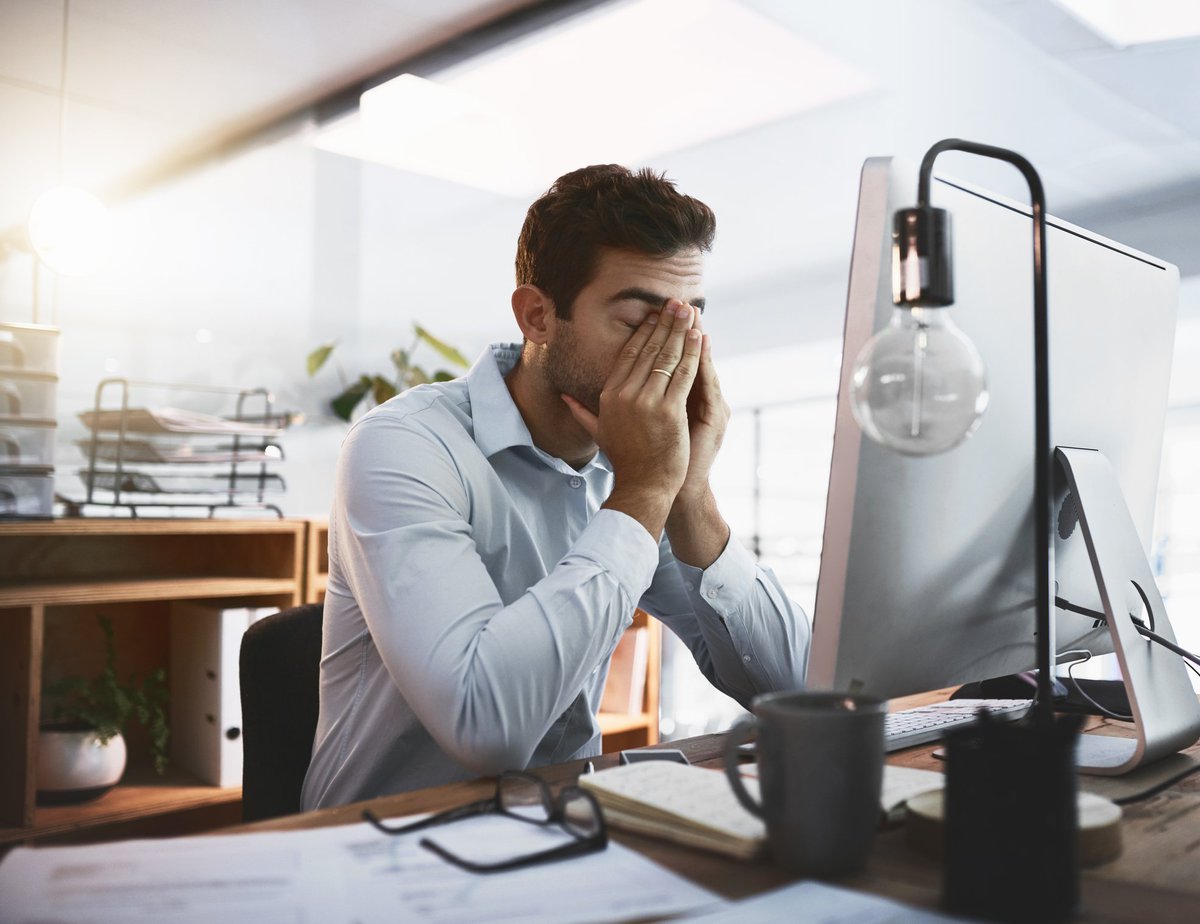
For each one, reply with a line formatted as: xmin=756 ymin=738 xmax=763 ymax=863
xmin=651 ymin=368 xmax=673 ymax=378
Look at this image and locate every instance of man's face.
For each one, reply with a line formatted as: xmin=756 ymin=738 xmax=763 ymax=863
xmin=542 ymin=247 xmax=706 ymax=414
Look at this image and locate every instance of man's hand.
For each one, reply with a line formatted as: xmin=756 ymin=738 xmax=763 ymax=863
xmin=562 ymin=301 xmax=701 ymax=539
xmin=666 ymin=319 xmax=732 ymax=568
xmin=678 ymin=318 xmax=731 ymax=503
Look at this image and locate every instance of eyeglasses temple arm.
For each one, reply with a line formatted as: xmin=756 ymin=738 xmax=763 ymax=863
xmin=363 ymin=798 xmax=496 ymax=835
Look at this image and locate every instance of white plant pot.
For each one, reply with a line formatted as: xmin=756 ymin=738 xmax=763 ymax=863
xmin=37 ymin=725 xmax=127 ymax=804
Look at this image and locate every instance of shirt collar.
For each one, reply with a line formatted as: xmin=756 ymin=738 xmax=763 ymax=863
xmin=466 ymin=342 xmax=612 ymax=474
xmin=467 ymin=343 xmax=531 ymax=458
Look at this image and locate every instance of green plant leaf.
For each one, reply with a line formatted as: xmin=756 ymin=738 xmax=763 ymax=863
xmin=331 ymin=376 xmax=373 ymax=422
xmin=414 ymin=325 xmax=469 ymax=368
xmin=42 ymin=614 xmax=171 ymax=774
xmin=307 ymin=343 xmax=336 ymax=377
xmin=432 ymin=370 xmax=456 ymax=382
xmin=371 ymin=375 xmax=398 ymax=405
xmin=406 ymin=364 xmax=431 ymax=387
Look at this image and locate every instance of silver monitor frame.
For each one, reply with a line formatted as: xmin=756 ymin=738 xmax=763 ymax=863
xmin=809 ymin=156 xmax=1179 ymax=705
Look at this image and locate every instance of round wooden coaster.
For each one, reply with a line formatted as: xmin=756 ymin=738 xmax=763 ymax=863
xmin=905 ymin=788 xmax=1123 ymax=866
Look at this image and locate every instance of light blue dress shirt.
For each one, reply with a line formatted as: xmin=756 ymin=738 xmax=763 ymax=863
xmin=300 ymin=343 xmax=809 ymax=809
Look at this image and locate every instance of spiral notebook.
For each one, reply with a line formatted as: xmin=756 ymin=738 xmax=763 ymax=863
xmin=580 ymin=762 xmax=945 ymax=859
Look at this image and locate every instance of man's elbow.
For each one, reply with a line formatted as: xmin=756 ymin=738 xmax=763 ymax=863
xmin=440 ymin=730 xmax=537 ymax=777
xmin=434 ymin=698 xmax=540 ymax=775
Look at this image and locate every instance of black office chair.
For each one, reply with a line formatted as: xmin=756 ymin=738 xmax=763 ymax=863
xmin=239 ymin=601 xmax=324 ymax=822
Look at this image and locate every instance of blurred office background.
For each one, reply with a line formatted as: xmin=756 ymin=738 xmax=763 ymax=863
xmin=2 ymin=0 xmax=1198 ymax=736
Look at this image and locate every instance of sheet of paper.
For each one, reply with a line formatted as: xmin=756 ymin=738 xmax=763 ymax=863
xmin=0 ymin=826 xmax=342 ymax=924
xmin=676 ymin=880 xmax=969 ymax=922
xmin=0 ymin=817 xmax=721 ymax=924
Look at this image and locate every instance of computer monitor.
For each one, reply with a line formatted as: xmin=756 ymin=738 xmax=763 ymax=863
xmin=809 ymin=156 xmax=1179 ymax=703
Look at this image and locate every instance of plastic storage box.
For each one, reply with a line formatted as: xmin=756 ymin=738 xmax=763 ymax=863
xmin=0 ymin=469 xmax=54 ymax=517
xmin=0 ymin=418 xmax=55 ymax=467
xmin=0 ymin=371 xmax=57 ymax=419
xmin=0 ymin=322 xmax=60 ymax=374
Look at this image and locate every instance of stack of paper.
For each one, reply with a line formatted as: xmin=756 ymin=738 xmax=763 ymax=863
xmin=79 ymin=407 xmax=289 ymax=437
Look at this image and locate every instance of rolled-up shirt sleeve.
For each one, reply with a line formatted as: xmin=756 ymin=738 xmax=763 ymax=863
xmin=641 ymin=533 xmax=810 ymax=707
xmin=336 ymin=411 xmax=659 ymax=775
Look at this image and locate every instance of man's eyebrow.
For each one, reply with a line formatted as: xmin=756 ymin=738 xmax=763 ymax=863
xmin=608 ymin=288 xmax=707 ymax=313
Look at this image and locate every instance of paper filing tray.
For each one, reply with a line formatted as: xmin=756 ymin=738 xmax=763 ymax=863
xmin=79 ymin=407 xmax=289 ymax=437
xmin=81 ymin=469 xmax=286 ymax=496
xmin=74 ymin=438 xmax=284 ymax=465
xmin=72 ymin=378 xmax=292 ymax=518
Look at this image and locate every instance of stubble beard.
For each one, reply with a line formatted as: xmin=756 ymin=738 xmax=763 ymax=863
xmin=542 ymin=319 xmax=606 ymax=416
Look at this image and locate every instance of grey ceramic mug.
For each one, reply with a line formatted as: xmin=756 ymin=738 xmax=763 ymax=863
xmin=724 ymin=690 xmax=887 ymax=877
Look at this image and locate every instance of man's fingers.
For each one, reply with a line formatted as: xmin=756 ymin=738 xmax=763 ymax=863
xmin=697 ymin=333 xmax=721 ymax=395
xmin=607 ymin=312 xmax=660 ymax=387
xmin=666 ymin=329 xmax=703 ymax=399
xmin=561 ymin=393 xmax=599 ymax=440
xmin=639 ymin=302 xmax=695 ymax=390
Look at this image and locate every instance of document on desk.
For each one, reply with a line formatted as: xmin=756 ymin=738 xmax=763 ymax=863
xmin=678 ymin=880 xmax=969 ymax=922
xmin=0 ymin=816 xmax=721 ymax=924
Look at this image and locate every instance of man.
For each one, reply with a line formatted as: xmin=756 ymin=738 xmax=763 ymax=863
xmin=301 ymin=165 xmax=809 ymax=809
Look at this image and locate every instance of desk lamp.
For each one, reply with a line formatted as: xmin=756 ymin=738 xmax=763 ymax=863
xmin=849 ymin=138 xmax=1081 ymax=922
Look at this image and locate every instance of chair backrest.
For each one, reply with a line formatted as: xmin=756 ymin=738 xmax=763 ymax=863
xmin=239 ymin=601 xmax=324 ymax=822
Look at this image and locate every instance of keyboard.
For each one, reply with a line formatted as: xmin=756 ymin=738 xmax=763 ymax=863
xmin=884 ymin=698 xmax=1031 ymax=752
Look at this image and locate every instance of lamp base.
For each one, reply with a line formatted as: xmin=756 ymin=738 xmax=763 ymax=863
xmin=943 ymin=711 xmax=1083 ymax=923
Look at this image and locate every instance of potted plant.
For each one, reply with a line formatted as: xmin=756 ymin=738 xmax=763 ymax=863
xmin=307 ymin=323 xmax=470 ymax=422
xmin=38 ymin=615 xmax=169 ymax=804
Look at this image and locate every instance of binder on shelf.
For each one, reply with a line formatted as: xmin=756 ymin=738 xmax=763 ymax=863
xmin=169 ymin=603 xmax=277 ymax=787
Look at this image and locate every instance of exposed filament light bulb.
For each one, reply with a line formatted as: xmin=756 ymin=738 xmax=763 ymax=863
xmin=848 ymin=205 xmax=989 ymax=456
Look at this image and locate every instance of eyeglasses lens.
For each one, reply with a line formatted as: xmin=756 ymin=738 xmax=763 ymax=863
xmin=498 ymin=774 xmax=552 ymax=823
xmin=560 ymin=790 xmax=600 ymax=839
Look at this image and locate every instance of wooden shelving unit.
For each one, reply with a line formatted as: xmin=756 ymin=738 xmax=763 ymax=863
xmin=0 ymin=516 xmax=659 ymax=852
xmin=0 ymin=518 xmax=305 ymax=851
xmin=598 ymin=608 xmax=661 ymax=752
xmin=302 ymin=520 xmax=661 ymax=751
xmin=303 ymin=518 xmax=328 ymax=603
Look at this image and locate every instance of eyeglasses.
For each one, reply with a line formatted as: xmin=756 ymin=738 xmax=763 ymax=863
xmin=363 ymin=770 xmax=607 ymax=873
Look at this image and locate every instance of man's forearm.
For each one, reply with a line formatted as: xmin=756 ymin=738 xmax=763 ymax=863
xmin=604 ymin=483 xmax=675 ymax=541
xmin=665 ymin=485 xmax=730 ymax=568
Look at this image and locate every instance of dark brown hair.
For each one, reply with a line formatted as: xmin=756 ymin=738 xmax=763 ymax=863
xmin=515 ymin=165 xmax=716 ymax=318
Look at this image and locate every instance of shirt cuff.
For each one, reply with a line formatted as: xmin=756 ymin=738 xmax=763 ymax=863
xmin=571 ymin=508 xmax=661 ymax=607
xmin=677 ymin=533 xmax=758 ymax=619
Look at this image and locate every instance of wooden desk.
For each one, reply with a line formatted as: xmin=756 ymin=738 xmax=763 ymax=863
xmin=239 ymin=704 xmax=1200 ymax=923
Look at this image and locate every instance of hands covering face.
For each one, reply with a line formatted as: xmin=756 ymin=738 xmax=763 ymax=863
xmin=561 ymin=300 xmax=729 ymax=515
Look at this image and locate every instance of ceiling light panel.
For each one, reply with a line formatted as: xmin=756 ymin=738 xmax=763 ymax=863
xmin=315 ymin=0 xmax=873 ymax=194
xmin=1051 ymin=0 xmax=1200 ymax=47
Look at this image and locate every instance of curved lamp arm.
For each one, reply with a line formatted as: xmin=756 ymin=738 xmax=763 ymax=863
xmin=914 ymin=138 xmax=1054 ymax=721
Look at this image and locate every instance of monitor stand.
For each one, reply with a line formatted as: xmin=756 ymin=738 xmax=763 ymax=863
xmin=1057 ymin=447 xmax=1200 ymax=776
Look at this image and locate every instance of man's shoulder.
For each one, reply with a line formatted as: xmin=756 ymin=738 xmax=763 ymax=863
xmin=340 ymin=379 xmax=478 ymax=458
xmin=355 ymin=378 xmax=472 ymax=433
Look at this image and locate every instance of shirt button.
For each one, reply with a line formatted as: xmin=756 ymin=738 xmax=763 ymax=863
xmin=743 ymin=654 xmax=752 ymax=662
xmin=684 ymin=581 xmax=694 ymax=591
xmin=705 ymin=589 xmax=718 ymax=599
xmin=569 ymin=476 xmax=583 ymax=489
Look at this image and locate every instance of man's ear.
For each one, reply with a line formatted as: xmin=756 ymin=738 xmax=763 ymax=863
xmin=511 ymin=285 xmax=557 ymax=344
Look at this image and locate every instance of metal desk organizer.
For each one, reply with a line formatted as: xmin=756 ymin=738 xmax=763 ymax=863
xmin=71 ymin=378 xmax=296 ymax=518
